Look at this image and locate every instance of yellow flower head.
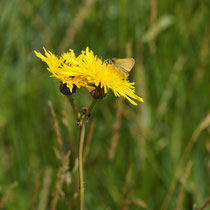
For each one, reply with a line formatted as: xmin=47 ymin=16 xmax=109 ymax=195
xmin=34 ymin=48 xmax=90 ymax=92
xmin=34 ymin=47 xmax=144 ymax=105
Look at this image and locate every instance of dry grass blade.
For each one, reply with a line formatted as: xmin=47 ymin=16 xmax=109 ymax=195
xmin=135 ymin=40 xmax=147 ymax=101
xmin=51 ymin=151 xmax=71 ymax=210
xmin=71 ymin=158 xmax=79 ymax=210
xmin=157 ymin=56 xmax=186 ymax=117
xmin=83 ymin=118 xmax=96 ymax=165
xmin=120 ymin=165 xmax=147 ymax=210
xmin=142 ymin=15 xmax=174 ymax=43
xmin=131 ymin=40 xmax=149 ymax=166
xmin=48 ymin=100 xmax=64 ymax=153
xmin=72 ymin=158 xmax=78 ymax=174
xmin=161 ymin=112 xmax=210 ymax=210
xmin=193 ymin=203 xmax=197 ymax=210
xmin=194 ymin=26 xmax=210 ymax=85
xmin=49 ymin=100 xmax=71 ymax=210
xmin=132 ymin=197 xmax=147 ymax=209
xmin=108 ymin=41 xmax=133 ymax=161
xmin=198 ymin=198 xmax=210 ymax=210
xmin=121 ymin=197 xmax=131 ymax=210
xmin=120 ymin=165 xmax=134 ymax=210
xmin=62 ymin=110 xmax=75 ymax=154
xmin=71 ymin=181 xmax=79 ymax=210
xmin=149 ymin=0 xmax=157 ymax=53
xmin=0 ymin=181 xmax=18 ymax=209
xmin=59 ymin=0 xmax=95 ymax=51
xmin=126 ymin=40 xmax=133 ymax=58
xmin=108 ymin=96 xmax=124 ymax=161
xmin=175 ymin=161 xmax=192 ymax=210
xmin=30 ymin=170 xmax=43 ymax=210
xmin=122 ymin=165 xmax=133 ymax=196
xmin=38 ymin=168 xmax=52 ymax=210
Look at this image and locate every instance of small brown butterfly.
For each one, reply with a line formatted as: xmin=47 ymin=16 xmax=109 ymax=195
xmin=111 ymin=58 xmax=135 ymax=77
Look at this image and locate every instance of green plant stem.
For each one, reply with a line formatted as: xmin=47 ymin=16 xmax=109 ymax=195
xmin=85 ymin=98 xmax=97 ymax=118
xmin=78 ymin=122 xmax=85 ymax=210
xmin=66 ymin=97 xmax=97 ymax=210
xmin=67 ymin=95 xmax=79 ymax=118
xmin=78 ymin=98 xmax=97 ymax=210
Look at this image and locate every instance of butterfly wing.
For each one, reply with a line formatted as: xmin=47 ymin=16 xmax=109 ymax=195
xmin=112 ymin=58 xmax=135 ymax=73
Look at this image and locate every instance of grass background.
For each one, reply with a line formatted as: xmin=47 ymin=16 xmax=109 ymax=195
xmin=0 ymin=0 xmax=210 ymax=209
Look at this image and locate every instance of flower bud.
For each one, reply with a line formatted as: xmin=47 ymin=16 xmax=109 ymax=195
xmin=90 ymin=85 xmax=106 ymax=99
xmin=59 ymin=83 xmax=77 ymax=95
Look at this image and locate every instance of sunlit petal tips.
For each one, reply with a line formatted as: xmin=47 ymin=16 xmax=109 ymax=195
xmin=34 ymin=47 xmax=144 ymax=105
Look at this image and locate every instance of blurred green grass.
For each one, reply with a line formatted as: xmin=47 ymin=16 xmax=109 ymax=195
xmin=0 ymin=0 xmax=209 ymax=209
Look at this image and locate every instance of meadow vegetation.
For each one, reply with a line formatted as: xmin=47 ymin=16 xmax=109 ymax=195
xmin=0 ymin=0 xmax=209 ymax=209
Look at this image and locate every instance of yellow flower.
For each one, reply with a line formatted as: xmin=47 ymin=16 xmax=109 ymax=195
xmin=34 ymin=47 xmax=144 ymax=105
xmin=34 ymin=48 xmax=90 ymax=92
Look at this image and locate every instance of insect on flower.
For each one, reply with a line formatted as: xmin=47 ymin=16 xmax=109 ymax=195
xmin=111 ymin=58 xmax=135 ymax=77
xmin=34 ymin=47 xmax=143 ymax=105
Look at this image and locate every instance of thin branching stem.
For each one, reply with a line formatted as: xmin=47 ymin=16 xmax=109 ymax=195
xmin=67 ymin=95 xmax=79 ymax=118
xmin=67 ymin=97 xmax=97 ymax=210
xmin=85 ymin=98 xmax=97 ymax=118
xmin=78 ymin=98 xmax=97 ymax=210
